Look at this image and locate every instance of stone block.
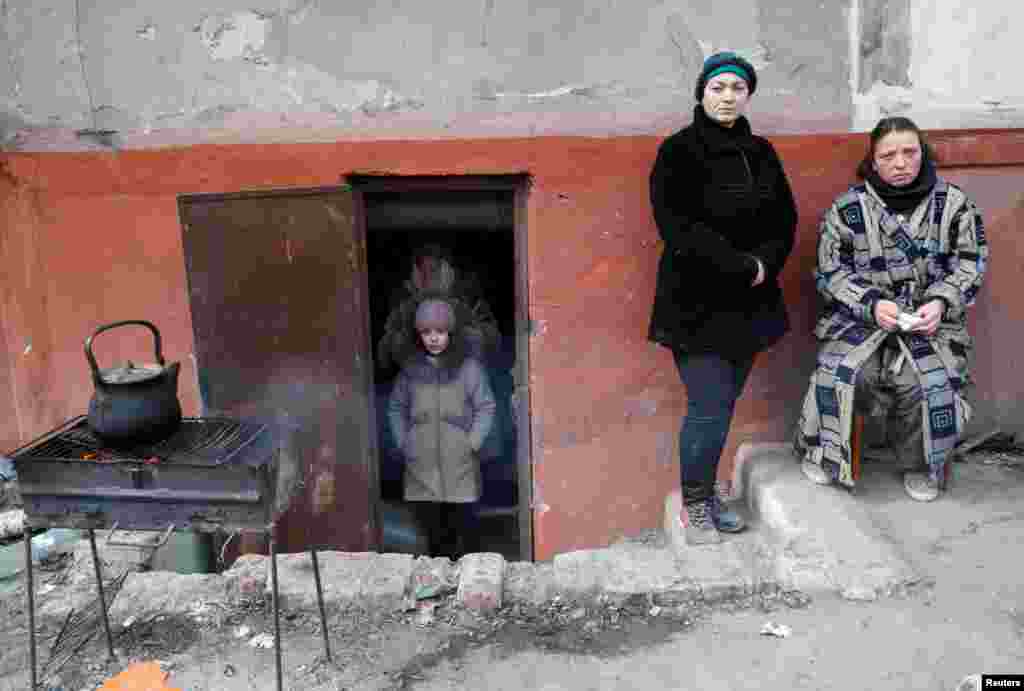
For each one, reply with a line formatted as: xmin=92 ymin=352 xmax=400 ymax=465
xmin=65 ymin=530 xmax=152 ymax=587
xmin=552 ymin=549 xmax=603 ymax=597
xmin=272 ymin=551 xmax=375 ymax=610
xmin=457 ymin=552 xmax=505 ymax=611
xmin=0 ymin=509 xmax=24 ymax=539
xmin=410 ymin=555 xmax=458 ymax=600
xmin=503 ymin=561 xmax=557 ymax=605
xmin=223 ymin=553 xmax=269 ymax=601
xmin=108 ymin=572 xmax=228 ymax=622
xmin=362 ymin=552 xmax=416 ymax=608
xmin=225 ymin=551 xmax=415 ymax=611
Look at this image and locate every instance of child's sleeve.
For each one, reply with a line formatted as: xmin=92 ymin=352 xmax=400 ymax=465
xmin=387 ymin=373 xmax=411 ymax=453
xmin=466 ymin=361 xmax=497 ymax=454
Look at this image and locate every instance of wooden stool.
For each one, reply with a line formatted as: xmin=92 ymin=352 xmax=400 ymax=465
xmin=850 ymin=412 xmax=952 ymax=487
xmin=851 ymin=413 xmax=865 ymax=482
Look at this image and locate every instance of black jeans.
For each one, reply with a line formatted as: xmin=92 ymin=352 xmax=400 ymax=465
xmin=415 ymin=501 xmax=479 ymax=559
xmin=673 ymin=349 xmax=755 ymax=504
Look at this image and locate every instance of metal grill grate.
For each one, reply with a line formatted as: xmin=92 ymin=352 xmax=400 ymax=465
xmin=14 ymin=417 xmax=269 ymax=466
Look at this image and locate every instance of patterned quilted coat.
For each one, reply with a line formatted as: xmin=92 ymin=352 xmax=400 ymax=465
xmin=795 ymin=179 xmax=988 ymax=486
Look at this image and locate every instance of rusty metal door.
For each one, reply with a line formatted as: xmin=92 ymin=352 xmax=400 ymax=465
xmin=178 ymin=186 xmax=376 ymax=555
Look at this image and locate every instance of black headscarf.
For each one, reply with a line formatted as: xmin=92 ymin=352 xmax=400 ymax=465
xmin=866 ymin=153 xmax=938 ymax=214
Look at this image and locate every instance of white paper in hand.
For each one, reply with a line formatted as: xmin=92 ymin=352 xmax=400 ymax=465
xmin=897 ymin=312 xmax=923 ymax=331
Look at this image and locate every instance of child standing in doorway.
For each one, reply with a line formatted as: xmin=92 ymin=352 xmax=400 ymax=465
xmin=387 ymin=293 xmax=496 ymax=558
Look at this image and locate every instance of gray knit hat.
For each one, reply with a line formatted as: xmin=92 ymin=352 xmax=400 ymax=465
xmin=415 ymin=299 xmax=455 ymax=332
xmin=694 ymin=51 xmax=757 ymax=101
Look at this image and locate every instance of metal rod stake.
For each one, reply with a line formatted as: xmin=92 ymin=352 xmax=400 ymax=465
xmin=310 ymin=550 xmax=332 ymax=662
xmin=88 ymin=529 xmax=116 ymax=660
xmin=24 ymin=526 xmax=37 ymax=690
xmin=270 ymin=529 xmax=283 ymax=691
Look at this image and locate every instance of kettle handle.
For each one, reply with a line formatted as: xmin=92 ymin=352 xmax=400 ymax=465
xmin=84 ymin=320 xmax=166 ymax=381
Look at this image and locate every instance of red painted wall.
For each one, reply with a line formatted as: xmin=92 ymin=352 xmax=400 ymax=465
xmin=2 ymin=130 xmax=1022 ymax=560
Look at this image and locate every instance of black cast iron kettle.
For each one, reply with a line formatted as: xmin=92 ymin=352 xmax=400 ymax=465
xmin=85 ymin=320 xmax=182 ymax=445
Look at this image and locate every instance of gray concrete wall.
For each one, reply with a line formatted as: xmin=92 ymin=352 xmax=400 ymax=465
xmin=0 ymin=0 xmax=1019 ymax=151
xmin=854 ymin=0 xmax=1024 ymax=130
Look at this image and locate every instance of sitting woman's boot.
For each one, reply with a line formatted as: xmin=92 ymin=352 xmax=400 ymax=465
xmin=710 ymin=482 xmax=746 ymax=533
xmin=801 ymin=459 xmax=833 ymax=486
xmin=903 ymin=471 xmax=939 ymax=502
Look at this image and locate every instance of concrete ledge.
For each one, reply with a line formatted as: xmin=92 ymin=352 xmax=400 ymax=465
xmin=504 ymin=561 xmax=557 ymax=605
xmin=272 ymin=551 xmax=374 ymax=609
xmin=552 ymin=541 xmax=752 ymax=606
xmin=732 ymin=441 xmax=794 ymax=503
xmin=553 ymin=546 xmax=683 ymax=601
xmin=362 ymin=553 xmax=417 ymax=608
xmin=109 ymin=573 xmax=228 ymax=622
xmin=29 ymin=449 xmax=934 ymax=629
xmin=739 ymin=444 xmax=921 ymax=600
xmin=206 ymin=551 xmax=418 ymax=612
xmin=663 ymin=490 xmax=776 ymax=601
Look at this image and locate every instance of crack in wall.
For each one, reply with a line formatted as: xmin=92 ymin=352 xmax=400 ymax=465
xmin=665 ymin=12 xmax=704 ymax=77
xmin=480 ymin=0 xmax=494 ymax=48
xmin=858 ymin=0 xmax=911 ymax=91
xmin=2 ymin=0 xmax=23 ymax=104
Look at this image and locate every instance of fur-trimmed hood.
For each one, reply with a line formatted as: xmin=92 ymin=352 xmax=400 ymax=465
xmin=386 ymin=291 xmax=486 ymax=380
xmin=378 ymin=287 xmax=499 ymax=373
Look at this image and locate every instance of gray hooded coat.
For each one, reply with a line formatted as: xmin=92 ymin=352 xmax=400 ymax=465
xmin=387 ymin=295 xmax=496 ymax=502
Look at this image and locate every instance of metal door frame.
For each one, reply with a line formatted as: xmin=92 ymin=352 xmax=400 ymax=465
xmin=348 ymin=174 xmax=534 ymax=561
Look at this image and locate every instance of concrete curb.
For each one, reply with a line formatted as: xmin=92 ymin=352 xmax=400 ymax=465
xmin=662 ymin=490 xmax=779 ymax=602
xmin=24 ymin=442 xmax=926 ymax=622
xmin=739 ymin=443 xmax=922 ymax=601
xmin=40 ymin=539 xmax=777 ymax=624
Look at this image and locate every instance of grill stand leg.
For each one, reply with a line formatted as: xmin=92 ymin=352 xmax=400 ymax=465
xmin=310 ymin=550 xmax=332 ymax=662
xmin=88 ymin=529 xmax=117 ymax=661
xmin=24 ymin=526 xmax=37 ymax=690
xmin=270 ymin=528 xmax=283 ymax=691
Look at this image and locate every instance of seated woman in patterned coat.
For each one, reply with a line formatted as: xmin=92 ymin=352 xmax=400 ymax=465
xmin=795 ymin=116 xmax=988 ymax=502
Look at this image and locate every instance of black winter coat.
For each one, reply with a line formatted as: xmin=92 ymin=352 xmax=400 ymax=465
xmin=648 ymin=105 xmax=798 ymax=358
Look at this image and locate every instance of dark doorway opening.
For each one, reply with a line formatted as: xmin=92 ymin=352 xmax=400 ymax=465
xmin=358 ymin=179 xmax=528 ymax=562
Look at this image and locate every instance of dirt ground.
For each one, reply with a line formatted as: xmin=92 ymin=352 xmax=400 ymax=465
xmin=0 ymin=568 xmax=810 ymax=691
xmin=0 ymin=445 xmax=1022 ymax=691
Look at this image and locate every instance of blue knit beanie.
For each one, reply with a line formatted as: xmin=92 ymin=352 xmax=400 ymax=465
xmin=695 ymin=52 xmax=757 ymax=101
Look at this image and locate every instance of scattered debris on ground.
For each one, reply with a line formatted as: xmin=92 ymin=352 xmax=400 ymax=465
xmin=759 ymin=621 xmax=792 ymax=638
xmin=959 ymin=431 xmax=1024 ymax=468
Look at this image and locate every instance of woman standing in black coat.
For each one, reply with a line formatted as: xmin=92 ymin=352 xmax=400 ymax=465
xmin=649 ymin=52 xmax=798 ymax=545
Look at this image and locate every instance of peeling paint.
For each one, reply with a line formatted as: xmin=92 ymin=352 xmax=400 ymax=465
xmin=4 ymin=1 xmax=1024 ymax=148
xmin=665 ymin=12 xmax=703 ymax=74
xmin=531 ymin=480 xmax=550 ymax=514
xmin=286 ymin=0 xmax=318 ymax=26
xmin=311 ymin=469 xmax=335 ymax=515
xmin=655 ymin=431 xmax=675 ymax=468
xmin=195 ymin=12 xmax=269 ymax=64
xmin=497 ymin=82 xmax=623 ymax=102
xmin=623 ymin=394 xmax=659 ymax=420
